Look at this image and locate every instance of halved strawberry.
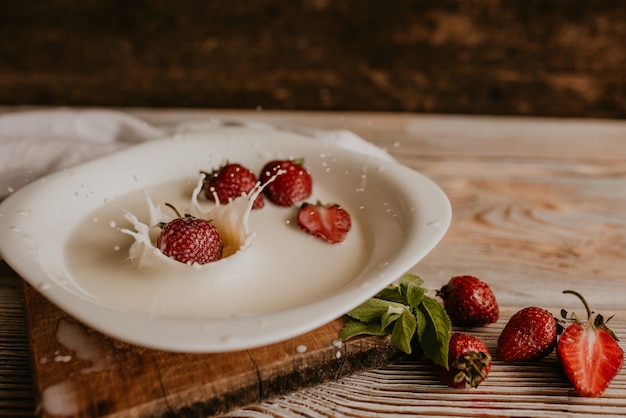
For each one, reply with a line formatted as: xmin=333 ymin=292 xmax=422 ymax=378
xmin=259 ymin=159 xmax=312 ymax=207
xmin=203 ymin=162 xmax=264 ymax=209
xmin=557 ymin=290 xmax=624 ymax=397
xmin=296 ymin=201 xmax=351 ymax=244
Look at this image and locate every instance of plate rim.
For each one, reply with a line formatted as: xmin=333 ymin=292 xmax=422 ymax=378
xmin=0 ymin=126 xmax=451 ymax=352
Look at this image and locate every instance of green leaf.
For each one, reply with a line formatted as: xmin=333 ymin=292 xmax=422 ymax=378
xmin=391 ymin=309 xmax=417 ymax=354
xmin=339 ymin=320 xmax=387 ymax=341
xmin=415 ymin=295 xmax=451 ymax=368
xmin=381 ymin=305 xmax=404 ymax=330
xmin=346 ymin=298 xmax=399 ymax=323
xmin=403 ymin=282 xmax=426 ymax=310
xmin=398 ymin=273 xmax=425 ymax=306
xmin=376 ymin=286 xmax=405 ymax=304
xmin=398 ymin=272 xmax=424 ymax=288
xmin=340 ymin=272 xmax=447 ymax=360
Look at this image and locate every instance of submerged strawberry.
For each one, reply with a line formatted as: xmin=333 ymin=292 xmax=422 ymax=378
xmin=296 ymin=201 xmax=352 ymax=244
xmin=437 ymin=275 xmax=499 ymax=327
xmin=259 ymin=159 xmax=312 ymax=207
xmin=203 ymin=162 xmax=264 ymax=209
xmin=497 ymin=307 xmax=558 ymax=362
xmin=433 ymin=332 xmax=492 ymax=388
xmin=556 ymin=290 xmax=623 ymax=397
xmin=156 ymin=204 xmax=223 ymax=265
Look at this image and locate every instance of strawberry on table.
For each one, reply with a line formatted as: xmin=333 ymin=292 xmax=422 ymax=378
xmin=433 ymin=332 xmax=492 ymax=388
xmin=259 ymin=159 xmax=312 ymax=207
xmin=556 ymin=290 xmax=624 ymax=397
xmin=156 ymin=204 xmax=223 ymax=265
xmin=296 ymin=201 xmax=352 ymax=244
xmin=203 ymin=162 xmax=264 ymax=209
xmin=497 ymin=307 xmax=558 ymax=362
xmin=437 ymin=275 xmax=499 ymax=327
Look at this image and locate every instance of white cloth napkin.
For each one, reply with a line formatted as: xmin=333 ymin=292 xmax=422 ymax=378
xmin=0 ymin=109 xmax=392 ymax=201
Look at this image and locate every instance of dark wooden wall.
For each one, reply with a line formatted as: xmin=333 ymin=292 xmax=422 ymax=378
xmin=1 ymin=1 xmax=625 ymax=118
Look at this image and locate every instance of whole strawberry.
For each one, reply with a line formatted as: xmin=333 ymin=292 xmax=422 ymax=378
xmin=157 ymin=205 xmax=223 ymax=265
xmin=557 ymin=290 xmax=623 ymax=397
xmin=433 ymin=332 xmax=492 ymax=388
xmin=259 ymin=159 xmax=312 ymax=207
xmin=296 ymin=201 xmax=352 ymax=244
xmin=437 ymin=275 xmax=499 ymax=327
xmin=203 ymin=163 xmax=264 ymax=209
xmin=497 ymin=307 xmax=558 ymax=362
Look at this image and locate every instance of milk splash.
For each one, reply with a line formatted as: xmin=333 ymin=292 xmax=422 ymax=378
xmin=120 ymin=173 xmax=265 ymax=271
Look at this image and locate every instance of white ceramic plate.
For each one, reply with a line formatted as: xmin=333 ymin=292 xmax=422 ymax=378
xmin=0 ymin=127 xmax=451 ymax=352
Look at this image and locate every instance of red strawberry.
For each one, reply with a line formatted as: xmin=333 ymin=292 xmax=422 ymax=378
xmin=437 ymin=275 xmax=499 ymax=327
xmin=259 ymin=159 xmax=312 ymax=207
xmin=497 ymin=307 xmax=558 ymax=362
xmin=433 ymin=332 xmax=492 ymax=388
xmin=556 ymin=290 xmax=623 ymax=397
xmin=296 ymin=201 xmax=352 ymax=244
xmin=203 ymin=163 xmax=264 ymax=209
xmin=156 ymin=205 xmax=223 ymax=265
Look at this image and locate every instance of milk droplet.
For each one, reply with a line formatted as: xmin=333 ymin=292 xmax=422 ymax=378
xmin=296 ymin=345 xmax=307 ymax=353
xmin=427 ymin=220 xmax=442 ymax=227
xmin=55 ymin=319 xmax=110 ymax=375
xmin=109 ymin=221 xmax=116 ymax=228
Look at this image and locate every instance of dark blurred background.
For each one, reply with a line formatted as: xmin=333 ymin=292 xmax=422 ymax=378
xmin=1 ymin=0 xmax=624 ymax=118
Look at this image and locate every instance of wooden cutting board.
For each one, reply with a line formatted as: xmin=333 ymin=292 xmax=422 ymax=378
xmin=23 ymin=282 xmax=405 ymax=418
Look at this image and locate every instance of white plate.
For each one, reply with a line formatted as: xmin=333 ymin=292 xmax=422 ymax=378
xmin=0 ymin=127 xmax=451 ymax=352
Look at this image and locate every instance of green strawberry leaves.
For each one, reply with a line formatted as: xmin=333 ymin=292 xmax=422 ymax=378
xmin=340 ymin=273 xmax=451 ymax=368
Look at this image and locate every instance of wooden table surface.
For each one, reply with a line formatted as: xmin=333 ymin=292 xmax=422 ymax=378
xmin=1 ymin=109 xmax=626 ymax=417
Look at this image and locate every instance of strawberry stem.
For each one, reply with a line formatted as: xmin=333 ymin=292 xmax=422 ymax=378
xmin=164 ymin=202 xmax=183 ymax=218
xmin=563 ymin=290 xmax=593 ymax=322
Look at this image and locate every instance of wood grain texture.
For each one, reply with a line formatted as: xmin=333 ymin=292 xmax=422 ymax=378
xmin=222 ymin=307 xmax=626 ymax=418
xmin=0 ymin=262 xmax=35 ymax=417
xmin=1 ymin=1 xmax=625 ymax=118
xmin=22 ymin=283 xmax=404 ymax=418
xmin=1 ymin=109 xmax=626 ymax=417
